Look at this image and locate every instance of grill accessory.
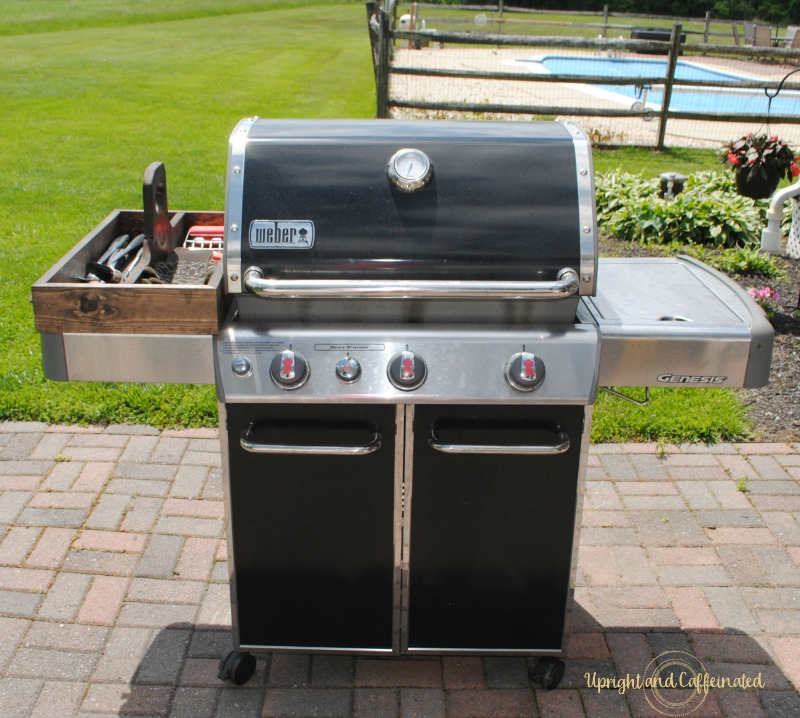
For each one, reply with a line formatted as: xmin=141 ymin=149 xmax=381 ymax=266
xmin=86 ymin=233 xmax=144 ymax=283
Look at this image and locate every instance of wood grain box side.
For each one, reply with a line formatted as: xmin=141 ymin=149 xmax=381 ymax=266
xmin=32 ymin=210 xmax=226 ymax=335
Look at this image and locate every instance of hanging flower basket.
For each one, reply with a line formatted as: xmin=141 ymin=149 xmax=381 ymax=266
xmin=720 ymin=133 xmax=800 ymax=200
xmin=735 ymin=167 xmax=782 ymax=199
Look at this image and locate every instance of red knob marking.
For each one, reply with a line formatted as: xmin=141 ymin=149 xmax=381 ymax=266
xmin=282 ymin=357 xmax=294 ymax=377
xmin=522 ymin=358 xmax=535 ymax=380
xmin=401 ymin=357 xmax=414 ymax=379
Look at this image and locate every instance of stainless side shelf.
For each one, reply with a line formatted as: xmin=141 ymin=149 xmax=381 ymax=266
xmin=579 ymin=256 xmax=773 ymax=389
xmin=41 ymin=333 xmax=215 ymax=384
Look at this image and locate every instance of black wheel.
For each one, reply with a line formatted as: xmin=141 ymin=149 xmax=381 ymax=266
xmin=529 ymin=656 xmax=566 ymax=690
xmin=218 ymin=650 xmax=256 ymax=685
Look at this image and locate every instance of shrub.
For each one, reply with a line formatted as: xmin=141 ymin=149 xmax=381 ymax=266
xmin=679 ymin=245 xmax=785 ymax=279
xmin=595 ymin=170 xmax=764 ymax=247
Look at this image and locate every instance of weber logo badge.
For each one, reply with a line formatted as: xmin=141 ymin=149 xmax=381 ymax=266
xmin=249 ymin=220 xmax=315 ymax=249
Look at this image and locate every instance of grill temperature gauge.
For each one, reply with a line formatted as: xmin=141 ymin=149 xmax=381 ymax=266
xmin=387 ymin=148 xmax=434 ymax=192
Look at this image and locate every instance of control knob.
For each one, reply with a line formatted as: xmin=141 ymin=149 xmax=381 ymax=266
xmin=506 ymin=351 xmax=545 ymax=392
xmin=335 ymin=355 xmax=361 ymax=383
xmin=269 ymin=349 xmax=309 ymax=390
xmin=388 ymin=349 xmax=427 ymax=391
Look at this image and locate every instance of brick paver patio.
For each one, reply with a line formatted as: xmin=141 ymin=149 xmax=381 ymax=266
xmin=0 ymin=422 xmax=798 ymax=717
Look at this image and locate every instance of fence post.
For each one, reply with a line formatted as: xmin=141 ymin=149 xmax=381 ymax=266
xmin=703 ymin=11 xmax=711 ymax=43
xmin=376 ymin=5 xmax=390 ymax=118
xmin=366 ymin=3 xmax=380 ymax=86
xmin=656 ymin=23 xmax=682 ymax=151
xmin=602 ymin=4 xmax=609 ymax=39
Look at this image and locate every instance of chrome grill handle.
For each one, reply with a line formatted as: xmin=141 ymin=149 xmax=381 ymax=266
xmin=428 ymin=430 xmax=570 ymax=456
xmin=243 ymin=267 xmax=579 ymax=300
xmin=240 ymin=423 xmax=382 ymax=456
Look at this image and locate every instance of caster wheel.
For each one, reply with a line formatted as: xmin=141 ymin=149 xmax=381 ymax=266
xmin=529 ymin=656 xmax=565 ymax=690
xmin=218 ymin=650 xmax=256 ymax=685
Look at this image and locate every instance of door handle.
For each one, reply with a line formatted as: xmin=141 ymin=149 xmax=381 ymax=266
xmin=428 ymin=430 xmax=570 ymax=455
xmin=240 ymin=423 xmax=382 ymax=456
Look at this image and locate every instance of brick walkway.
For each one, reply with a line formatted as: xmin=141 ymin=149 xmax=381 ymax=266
xmin=0 ymin=422 xmax=798 ymax=718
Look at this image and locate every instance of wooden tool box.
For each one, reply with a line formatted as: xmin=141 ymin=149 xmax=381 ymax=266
xmin=31 ymin=163 xmax=226 ymax=384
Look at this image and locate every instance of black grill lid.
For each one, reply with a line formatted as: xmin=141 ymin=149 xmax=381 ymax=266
xmin=225 ymin=119 xmax=596 ymax=295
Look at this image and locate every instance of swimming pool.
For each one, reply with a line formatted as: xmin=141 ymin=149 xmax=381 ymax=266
xmin=516 ymin=55 xmax=800 ymax=116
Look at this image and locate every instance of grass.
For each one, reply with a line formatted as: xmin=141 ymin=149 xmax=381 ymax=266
xmin=592 ymin=387 xmax=752 ymax=444
xmin=593 ymin=146 xmax=721 ymax=176
xmin=0 ymin=0 xmax=351 ymax=36
xmin=0 ymin=1 xmax=755 ymax=442
xmin=0 ymin=1 xmax=375 ymax=429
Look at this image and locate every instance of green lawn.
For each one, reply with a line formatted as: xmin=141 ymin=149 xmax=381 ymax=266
xmin=0 ymin=1 xmax=753 ymax=441
xmin=0 ymin=1 xmax=375 ymax=427
xmin=0 ymin=0 xmax=351 ymax=35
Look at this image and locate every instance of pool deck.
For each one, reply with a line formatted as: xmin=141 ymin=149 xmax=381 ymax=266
xmin=390 ymin=47 xmax=800 ymax=149
xmin=1 ymin=421 xmax=799 ymax=717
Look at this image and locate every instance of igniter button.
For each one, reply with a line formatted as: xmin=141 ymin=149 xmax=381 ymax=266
xmin=231 ymin=356 xmax=252 ymax=378
xmin=335 ymin=356 xmax=361 ymax=383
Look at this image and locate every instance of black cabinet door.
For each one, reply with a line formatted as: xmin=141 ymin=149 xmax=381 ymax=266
xmin=408 ymin=405 xmax=584 ymax=651
xmin=225 ymin=404 xmax=397 ymax=650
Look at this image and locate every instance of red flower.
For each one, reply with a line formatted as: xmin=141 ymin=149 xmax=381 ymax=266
xmin=727 ymin=152 xmax=739 ymax=165
xmin=792 ymin=161 xmax=800 ymax=177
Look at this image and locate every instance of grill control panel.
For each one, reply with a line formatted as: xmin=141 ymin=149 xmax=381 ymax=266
xmin=217 ymin=325 xmax=599 ymax=404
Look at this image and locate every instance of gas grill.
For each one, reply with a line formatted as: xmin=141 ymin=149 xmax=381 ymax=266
xmin=210 ymin=119 xmax=772 ymax=687
xmin=33 ymin=117 xmax=773 ymax=690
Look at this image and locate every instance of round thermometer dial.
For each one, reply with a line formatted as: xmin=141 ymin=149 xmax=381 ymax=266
xmin=387 ymin=148 xmax=434 ymax=192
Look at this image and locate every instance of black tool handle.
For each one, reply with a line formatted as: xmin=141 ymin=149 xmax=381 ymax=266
xmin=143 ymin=162 xmax=170 ymax=262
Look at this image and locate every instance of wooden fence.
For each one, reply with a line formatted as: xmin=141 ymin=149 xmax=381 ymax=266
xmin=403 ymin=3 xmax=735 ymax=43
xmin=366 ymin=3 xmax=800 ymax=149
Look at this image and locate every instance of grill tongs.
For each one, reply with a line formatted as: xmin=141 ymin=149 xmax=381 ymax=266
xmin=243 ymin=267 xmax=580 ymax=300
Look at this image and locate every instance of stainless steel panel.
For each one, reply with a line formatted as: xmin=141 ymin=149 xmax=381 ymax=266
xmin=581 ymin=257 xmax=773 ymax=388
xmin=562 ymin=405 xmax=593 ymax=655
xmin=215 ymin=324 xmax=600 ymax=404
xmin=564 ymin=122 xmax=598 ymax=296
xmin=392 ymin=404 xmax=407 ymax=655
xmin=218 ymin=403 xmax=242 ymax=649
xmin=54 ymin=334 xmax=215 ymax=383
xmin=40 ymin=333 xmax=68 ymax=381
xmin=225 ymin=116 xmax=255 ymax=295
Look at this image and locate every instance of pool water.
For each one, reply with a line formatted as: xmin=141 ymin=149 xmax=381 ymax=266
xmin=518 ymin=55 xmax=800 ymax=116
